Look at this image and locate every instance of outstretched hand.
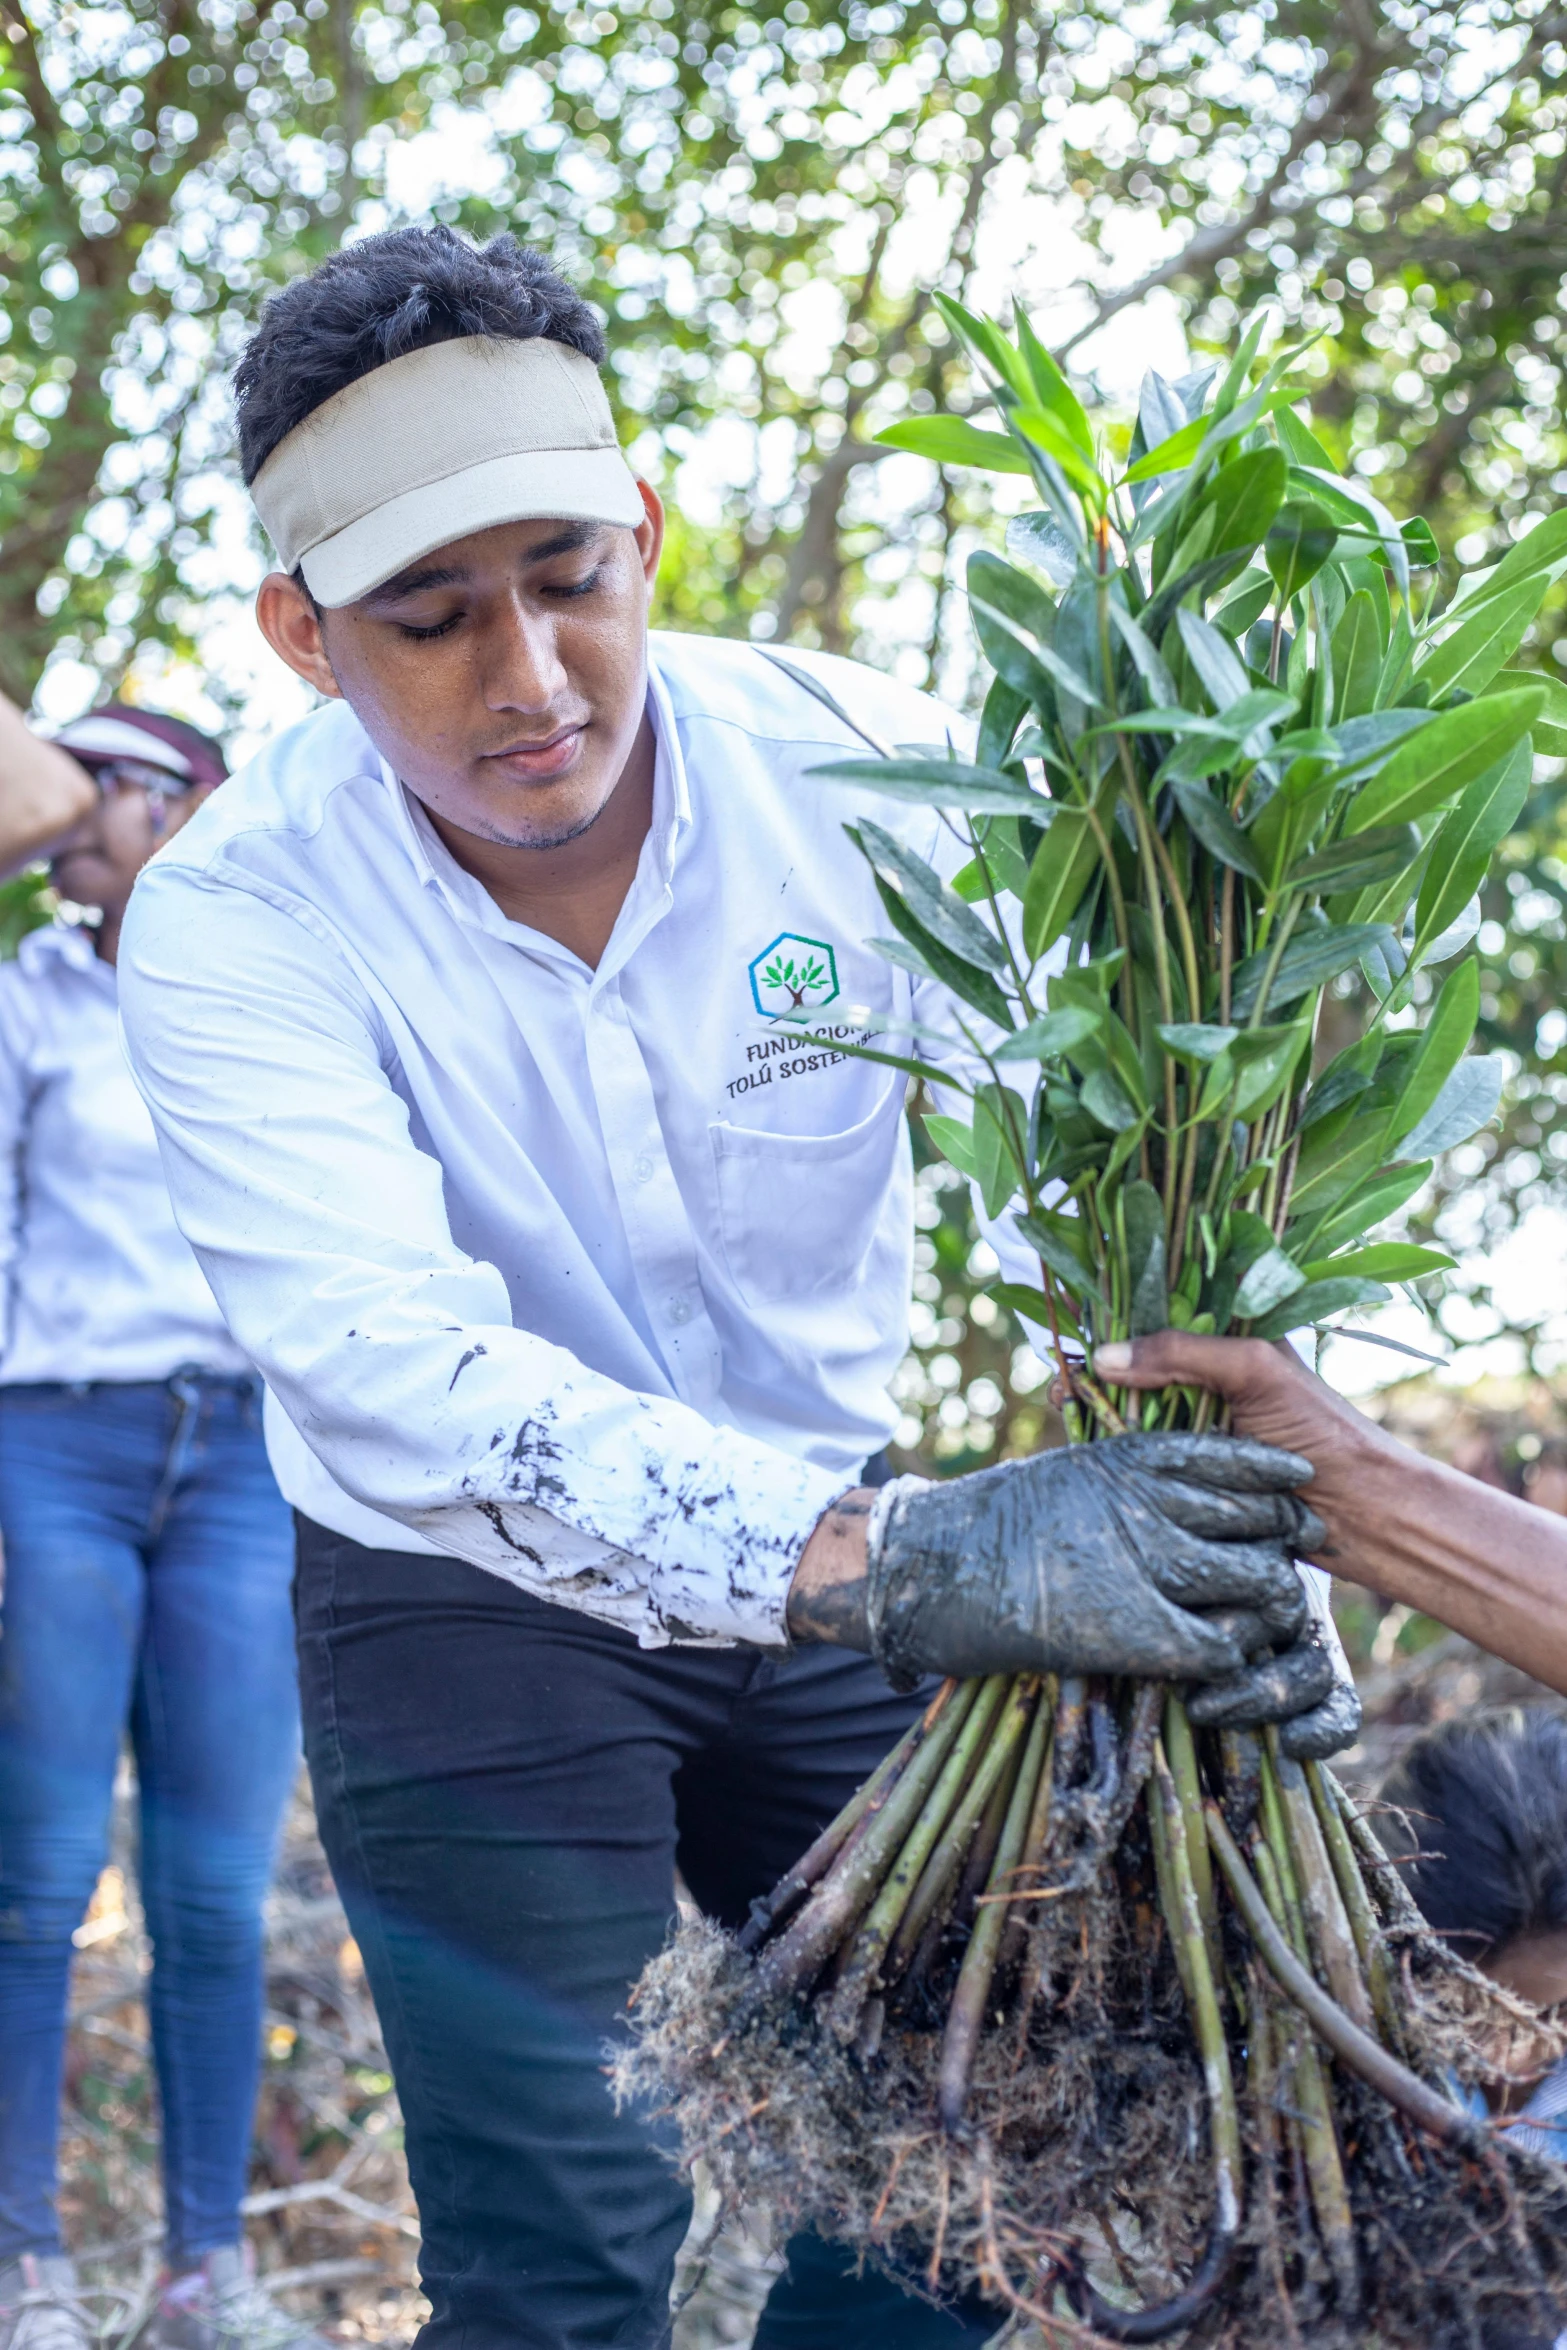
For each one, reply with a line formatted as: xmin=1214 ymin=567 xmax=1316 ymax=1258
xmin=1092 ymin=1333 xmax=1385 ymax=1559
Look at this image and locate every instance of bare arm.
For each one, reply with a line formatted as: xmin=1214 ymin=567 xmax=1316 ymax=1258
xmin=786 ymin=1485 xmax=874 ymax=1647
xmin=0 ymin=692 xmax=93 ymax=874
xmin=1096 ymin=1333 xmax=1567 ymax=1697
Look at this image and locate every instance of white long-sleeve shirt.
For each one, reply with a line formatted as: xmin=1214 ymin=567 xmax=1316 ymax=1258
xmin=0 ymin=921 xmax=246 ymax=1383
xmin=118 ymin=631 xmax=1013 ymax=1648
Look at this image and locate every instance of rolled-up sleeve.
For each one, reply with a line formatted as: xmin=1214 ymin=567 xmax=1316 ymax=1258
xmin=117 ymin=867 xmax=846 ymax=1648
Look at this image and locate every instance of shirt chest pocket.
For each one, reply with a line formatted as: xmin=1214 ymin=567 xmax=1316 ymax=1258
xmin=709 ymin=1082 xmax=906 ymax=1308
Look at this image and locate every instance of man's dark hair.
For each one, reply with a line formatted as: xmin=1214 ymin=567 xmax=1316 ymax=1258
xmin=233 ymin=226 xmax=607 ymax=484
xmin=1377 ymin=1706 xmax=1567 ymax=1956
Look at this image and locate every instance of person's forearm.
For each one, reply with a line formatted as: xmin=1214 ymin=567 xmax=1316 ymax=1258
xmin=786 ymin=1485 xmax=874 ymax=1646
xmin=1096 ymin=1331 xmax=1567 ymax=1699
xmin=0 ymin=691 xmax=93 ymax=872
xmin=1308 ymin=1424 xmax=1567 ymax=1692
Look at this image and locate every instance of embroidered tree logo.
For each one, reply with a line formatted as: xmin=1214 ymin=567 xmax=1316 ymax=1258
xmin=749 ymin=932 xmax=840 ymax=1020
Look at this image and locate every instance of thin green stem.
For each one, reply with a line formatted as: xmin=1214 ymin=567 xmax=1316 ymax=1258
xmin=1307 ymin=1761 xmax=1406 ymax=2053
xmin=1245 ymin=893 xmax=1303 ymax=1032
xmin=938 ymin=1684 xmax=1053 ymax=2132
xmin=880 ymin=1676 xmax=1035 ymax=1990
xmin=968 ymin=819 xmax=1039 ymax=1023
xmin=827 ymin=1675 xmax=1017 ymax=2039
xmin=750 ymin=1679 xmax=981 ymax=2004
xmin=1207 ymin=1801 xmax=1483 ymax=2151
xmin=1153 ymin=1751 xmax=1242 ymax=2247
xmin=1273 ymin=1746 xmax=1375 ymax=2035
xmin=1164 ymin=1696 xmax=1221 ymax=1989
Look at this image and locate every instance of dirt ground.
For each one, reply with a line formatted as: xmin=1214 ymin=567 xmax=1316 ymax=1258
xmin=57 ymin=1603 xmax=1559 ymax=2348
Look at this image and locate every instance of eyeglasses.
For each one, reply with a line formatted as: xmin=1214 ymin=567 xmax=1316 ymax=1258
xmin=83 ymin=758 xmax=193 ymax=799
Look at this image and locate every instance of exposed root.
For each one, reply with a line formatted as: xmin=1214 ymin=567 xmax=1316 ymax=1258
xmin=617 ymin=1703 xmax=1567 ymax=2343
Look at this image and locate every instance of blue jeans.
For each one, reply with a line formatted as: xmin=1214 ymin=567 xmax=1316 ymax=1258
xmin=0 ymin=1373 xmax=299 ymax=2267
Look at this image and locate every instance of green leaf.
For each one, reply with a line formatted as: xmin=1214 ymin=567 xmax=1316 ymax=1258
xmin=1401 ymin=517 xmax=1441 ymax=568
xmin=955 ymin=818 xmax=1030 ymax=902
xmin=1249 ymin=1276 xmax=1391 ymax=1341
xmin=1016 ymin=1206 xmax=1095 ymax=1287
xmin=1289 ymin=1104 xmax=1399 ymax=1221
xmin=1007 ymin=511 xmax=1079 ymax=588
xmin=993 ymin=1005 xmax=1104 ymax=1061
xmin=1331 ymin=592 xmax=1383 ymax=722
xmin=1125 ymin=412 xmax=1208 ymax=483
xmin=976 ymin=674 xmax=1030 ymax=770
xmin=1109 ymin=602 xmax=1177 ymax=707
xmin=989 ymin=1280 xmax=1057 ymax=1326
xmin=1413 ymin=743 xmax=1532 ymax=957
xmin=1158 ymin=1022 xmax=1238 ymax=1063
xmin=1300 ymin=1037 xmax=1379 ymax=1132
xmin=1265 ymin=502 xmax=1338 ymax=603
xmin=1417 ymin=574 xmax=1551 ymax=703
xmin=1285 ymin=824 xmax=1420 ymax=896
xmin=1296 ymin=1160 xmax=1433 ymax=1259
xmin=1301 ymin=1243 xmax=1456 ymax=1283
xmin=1123 ymin=1179 xmax=1170 ymax=1335
xmin=1010 ymin=404 xmax=1106 ymax=501
xmin=1450 ymin=509 xmax=1567 ymax=621
xmin=1274 ymin=406 xmax=1336 ymax=472
xmin=1214 ymin=568 xmax=1275 ymax=639
xmin=875 ymin=416 xmax=1034 ymax=474
xmin=1195 ymin=444 xmax=1288 ymax=559
xmin=972 ymin=1081 xmax=1029 ymax=1218
xmin=1230 ymin=922 xmax=1394 ymax=1019
xmin=1234 ymin=1245 xmax=1307 ymax=1320
xmin=1390 ymin=959 xmax=1479 ymax=1148
xmin=1174 ymin=607 xmax=1251 ymax=712
xmin=1022 ymin=776 xmax=1119 ymax=959
xmin=1344 ymin=686 xmax=1543 ymax=833
xmin=1398 ymin=1054 xmax=1504 ymax=1158
xmin=924 ymin=1111 xmax=983 ymax=1183
xmin=967 ymin=549 xmax=1098 ymax=713
xmin=1488 ymin=666 xmax=1567 ymax=754
xmin=853 ymin=820 xmax=1011 ymax=976
xmin=1230 ymin=1023 xmax=1310 ymax=1121
xmin=930 ymin=292 xmax=1032 ymax=400
xmin=1170 ymin=780 xmax=1263 ymax=880
xmin=1080 ymin=1064 xmax=1140 ymax=1132
xmin=1016 ymin=311 xmax=1095 ymax=459
xmin=809 ymin=753 xmax=1041 ymax=815
xmin=867 ymin=880 xmax=1014 ymax=1027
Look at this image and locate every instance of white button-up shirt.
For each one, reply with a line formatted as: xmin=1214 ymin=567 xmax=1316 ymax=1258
xmin=118 ymin=632 xmax=996 ymax=1649
xmin=0 ymin=921 xmax=246 ymax=1384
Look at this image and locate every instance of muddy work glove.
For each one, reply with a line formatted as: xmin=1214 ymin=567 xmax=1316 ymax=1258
xmin=1184 ymin=1560 xmax=1362 ymax=1762
xmin=865 ymin=1431 xmax=1335 ymax=1741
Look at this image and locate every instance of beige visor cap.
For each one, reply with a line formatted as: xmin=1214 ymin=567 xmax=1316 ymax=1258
xmin=248 ymin=334 xmax=645 ymax=608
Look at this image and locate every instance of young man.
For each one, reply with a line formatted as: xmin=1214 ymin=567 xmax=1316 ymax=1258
xmin=117 ymin=227 xmax=1343 ymax=2350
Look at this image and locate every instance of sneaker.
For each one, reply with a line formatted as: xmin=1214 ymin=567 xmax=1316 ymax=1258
xmin=0 ymin=2256 xmax=92 ymax=2350
xmin=150 ymin=2248 xmax=331 ymax=2350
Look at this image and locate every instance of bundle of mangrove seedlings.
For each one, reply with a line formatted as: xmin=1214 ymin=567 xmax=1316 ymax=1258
xmin=620 ymin=313 xmax=1567 ymax=2343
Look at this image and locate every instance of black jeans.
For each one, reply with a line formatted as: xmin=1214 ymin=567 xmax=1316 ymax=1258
xmin=293 ymin=1515 xmax=1004 ymax=2350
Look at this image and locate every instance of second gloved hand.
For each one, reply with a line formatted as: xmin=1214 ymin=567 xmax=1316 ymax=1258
xmin=864 ymin=1430 xmax=1330 ymax=1739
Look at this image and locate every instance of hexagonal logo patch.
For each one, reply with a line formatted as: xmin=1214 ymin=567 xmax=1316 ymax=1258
xmin=749 ymin=932 xmax=840 ymax=1021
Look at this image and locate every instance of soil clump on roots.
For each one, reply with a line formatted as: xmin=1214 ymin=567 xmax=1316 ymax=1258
xmin=618 ymin=1678 xmax=1567 ymax=2347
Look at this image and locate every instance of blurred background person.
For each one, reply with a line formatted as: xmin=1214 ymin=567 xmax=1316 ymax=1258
xmin=1379 ymin=1708 xmax=1567 ymax=2350
xmin=0 ymin=698 xmax=324 ymax=2350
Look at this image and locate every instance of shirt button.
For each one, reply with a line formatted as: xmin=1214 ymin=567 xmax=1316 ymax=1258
xmin=632 ymin=1152 xmax=655 ymax=1185
xmin=667 ymin=1296 xmax=692 ymax=1327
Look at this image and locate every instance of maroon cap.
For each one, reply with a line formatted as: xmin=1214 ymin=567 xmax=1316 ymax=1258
xmin=51 ymin=706 xmax=228 ymax=790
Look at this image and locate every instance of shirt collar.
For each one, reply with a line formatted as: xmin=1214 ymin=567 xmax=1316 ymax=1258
xmin=376 ymin=646 xmax=691 ymax=980
xmin=19 ymin=918 xmax=116 ymax=990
